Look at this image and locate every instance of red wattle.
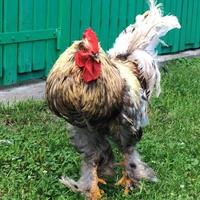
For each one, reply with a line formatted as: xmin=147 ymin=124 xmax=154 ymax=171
xmin=75 ymin=51 xmax=90 ymax=67
xmin=75 ymin=51 xmax=101 ymax=83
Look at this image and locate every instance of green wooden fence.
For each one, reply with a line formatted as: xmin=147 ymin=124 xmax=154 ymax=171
xmin=0 ymin=0 xmax=200 ymax=86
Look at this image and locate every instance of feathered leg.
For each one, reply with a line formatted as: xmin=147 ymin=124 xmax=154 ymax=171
xmin=116 ymin=147 xmax=157 ymax=191
xmin=113 ymin=128 xmax=157 ymax=194
xmin=60 ymin=125 xmax=113 ymax=200
xmin=97 ymin=129 xmax=115 ymax=178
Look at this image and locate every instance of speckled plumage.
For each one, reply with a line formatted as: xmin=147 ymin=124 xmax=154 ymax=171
xmin=46 ymin=41 xmax=142 ymax=131
xmin=46 ymin=0 xmax=180 ymax=198
xmin=46 ymin=38 xmax=146 ymax=199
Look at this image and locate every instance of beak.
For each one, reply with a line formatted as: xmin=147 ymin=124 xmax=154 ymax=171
xmin=92 ymin=53 xmax=100 ymax=63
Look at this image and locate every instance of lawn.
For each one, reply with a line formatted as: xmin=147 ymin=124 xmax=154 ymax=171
xmin=0 ymin=58 xmax=200 ymax=200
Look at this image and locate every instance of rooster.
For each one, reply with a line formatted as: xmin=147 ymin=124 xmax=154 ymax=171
xmin=46 ymin=0 xmax=180 ymax=199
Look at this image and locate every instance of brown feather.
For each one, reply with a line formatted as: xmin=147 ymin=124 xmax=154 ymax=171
xmin=46 ymin=41 xmax=125 ymax=128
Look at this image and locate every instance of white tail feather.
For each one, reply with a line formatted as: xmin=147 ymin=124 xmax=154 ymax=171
xmin=108 ymin=0 xmax=181 ymax=98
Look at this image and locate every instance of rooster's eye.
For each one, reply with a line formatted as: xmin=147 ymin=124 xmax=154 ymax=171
xmin=79 ymin=43 xmax=87 ymax=52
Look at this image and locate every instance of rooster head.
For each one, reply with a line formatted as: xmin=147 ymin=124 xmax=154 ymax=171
xmin=75 ymin=28 xmax=101 ymax=83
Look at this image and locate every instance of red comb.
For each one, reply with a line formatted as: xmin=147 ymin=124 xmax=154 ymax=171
xmin=83 ymin=28 xmax=99 ymax=54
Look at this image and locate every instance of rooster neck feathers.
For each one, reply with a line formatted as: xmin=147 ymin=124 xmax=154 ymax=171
xmin=46 ymin=42 xmax=126 ymax=128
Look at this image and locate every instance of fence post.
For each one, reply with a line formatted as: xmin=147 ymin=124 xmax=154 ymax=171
xmin=57 ymin=0 xmax=71 ymax=55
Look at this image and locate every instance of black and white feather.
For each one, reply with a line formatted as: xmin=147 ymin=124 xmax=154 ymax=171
xmin=108 ymin=0 xmax=181 ymax=99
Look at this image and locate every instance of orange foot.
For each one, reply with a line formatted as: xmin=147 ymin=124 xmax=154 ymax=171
xmin=60 ymin=166 xmax=106 ymax=200
xmin=87 ymin=167 xmax=106 ymax=200
xmin=115 ymin=171 xmax=136 ymax=195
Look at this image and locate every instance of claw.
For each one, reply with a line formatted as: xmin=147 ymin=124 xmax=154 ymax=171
xmin=115 ymin=171 xmax=137 ymax=195
xmin=114 ymin=161 xmax=126 ymax=167
xmin=88 ymin=182 xmax=103 ymax=200
xmin=98 ymin=178 xmax=106 ymax=185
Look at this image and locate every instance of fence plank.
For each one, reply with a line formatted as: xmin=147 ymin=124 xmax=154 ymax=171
xmin=118 ymin=0 xmax=127 ymax=33
xmin=80 ymin=0 xmax=91 ymax=36
xmin=64 ymin=0 xmax=72 ymax=48
xmin=193 ymin=0 xmax=199 ymax=48
xmin=18 ymin=0 xmax=33 ymax=73
xmin=58 ymin=0 xmax=71 ymax=51
xmin=0 ymin=0 xmax=2 ymax=78
xmin=91 ymin=0 xmax=101 ymax=36
xmin=185 ymin=0 xmax=194 ymax=49
xmin=2 ymin=0 xmax=18 ymax=85
xmin=172 ymin=0 xmax=182 ymax=52
xmin=100 ymin=0 xmax=110 ymax=49
xmin=45 ymin=0 xmax=58 ymax=76
xmin=32 ymin=0 xmax=46 ymax=71
xmin=136 ymin=0 xmax=144 ymax=15
xmin=109 ymin=0 xmax=120 ymax=47
xmin=179 ymin=0 xmax=188 ymax=51
xmin=71 ymin=0 xmax=81 ymax=41
xmin=195 ymin=0 xmax=200 ymax=48
xmin=18 ymin=71 xmax=44 ymax=82
xmin=127 ymin=0 xmax=135 ymax=25
xmin=160 ymin=0 xmax=172 ymax=54
xmin=156 ymin=0 xmax=164 ymax=53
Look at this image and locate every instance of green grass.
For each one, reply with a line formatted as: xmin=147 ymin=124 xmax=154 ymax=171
xmin=0 ymin=58 xmax=200 ymax=200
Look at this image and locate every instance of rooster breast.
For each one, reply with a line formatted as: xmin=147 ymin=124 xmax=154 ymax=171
xmin=46 ymin=43 xmax=123 ymax=128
